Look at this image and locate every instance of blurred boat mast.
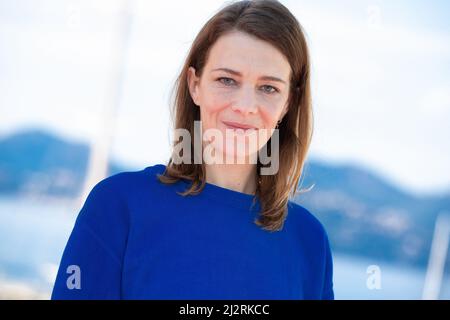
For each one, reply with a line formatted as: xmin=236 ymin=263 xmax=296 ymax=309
xmin=422 ymin=212 xmax=450 ymax=299
xmin=78 ymin=0 xmax=133 ymax=206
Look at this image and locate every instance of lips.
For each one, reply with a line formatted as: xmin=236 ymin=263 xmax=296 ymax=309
xmin=222 ymin=120 xmax=257 ymax=130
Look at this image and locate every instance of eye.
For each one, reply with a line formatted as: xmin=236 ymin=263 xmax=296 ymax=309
xmin=261 ymin=85 xmax=279 ymax=94
xmin=217 ymin=77 xmax=236 ymax=86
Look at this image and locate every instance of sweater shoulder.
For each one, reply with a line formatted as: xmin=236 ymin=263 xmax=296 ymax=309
xmin=91 ymin=163 xmax=167 ymax=195
xmin=287 ymin=200 xmax=329 ymax=241
xmin=76 ymin=164 xmax=168 ymax=227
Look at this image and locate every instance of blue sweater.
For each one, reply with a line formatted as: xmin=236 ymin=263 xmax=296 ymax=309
xmin=51 ymin=164 xmax=334 ymax=300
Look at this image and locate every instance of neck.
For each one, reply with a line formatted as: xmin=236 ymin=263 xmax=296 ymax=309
xmin=204 ymin=163 xmax=257 ymax=195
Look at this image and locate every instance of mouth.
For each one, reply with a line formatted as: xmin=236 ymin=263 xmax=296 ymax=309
xmin=222 ymin=120 xmax=257 ymax=132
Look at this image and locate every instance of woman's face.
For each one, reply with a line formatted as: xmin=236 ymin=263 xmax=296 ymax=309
xmin=187 ymin=30 xmax=291 ymax=162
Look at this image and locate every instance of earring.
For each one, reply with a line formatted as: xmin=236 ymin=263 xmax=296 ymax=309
xmin=276 ymin=119 xmax=282 ymax=129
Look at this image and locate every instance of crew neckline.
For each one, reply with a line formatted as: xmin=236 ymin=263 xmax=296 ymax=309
xmin=149 ymin=164 xmax=260 ymax=212
xmin=202 ymin=180 xmax=260 ymax=211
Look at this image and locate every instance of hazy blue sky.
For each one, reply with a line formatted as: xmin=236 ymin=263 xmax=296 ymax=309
xmin=0 ymin=0 xmax=449 ymax=195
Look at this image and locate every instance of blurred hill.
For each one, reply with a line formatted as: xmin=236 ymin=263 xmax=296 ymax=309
xmin=0 ymin=129 xmax=449 ymax=271
xmin=297 ymin=161 xmax=450 ymax=271
xmin=0 ymin=129 xmax=125 ymax=197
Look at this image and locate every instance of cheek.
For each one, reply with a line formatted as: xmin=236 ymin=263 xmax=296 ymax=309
xmin=259 ymin=107 xmax=279 ymax=129
xmin=255 ymin=106 xmax=283 ymax=148
xmin=199 ymin=92 xmax=230 ymax=128
xmin=206 ymin=95 xmax=229 ymax=113
xmin=203 ymin=83 xmax=237 ymax=111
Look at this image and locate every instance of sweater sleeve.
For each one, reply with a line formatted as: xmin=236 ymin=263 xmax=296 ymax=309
xmin=321 ymin=231 xmax=335 ymax=300
xmin=51 ymin=175 xmax=129 ymax=300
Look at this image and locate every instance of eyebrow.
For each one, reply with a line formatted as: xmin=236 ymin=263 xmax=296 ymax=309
xmin=211 ymin=67 xmax=287 ymax=85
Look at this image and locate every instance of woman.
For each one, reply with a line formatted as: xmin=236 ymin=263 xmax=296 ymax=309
xmin=52 ymin=0 xmax=334 ymax=300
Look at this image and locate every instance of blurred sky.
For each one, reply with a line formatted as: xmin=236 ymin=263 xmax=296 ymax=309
xmin=0 ymin=0 xmax=449 ymax=195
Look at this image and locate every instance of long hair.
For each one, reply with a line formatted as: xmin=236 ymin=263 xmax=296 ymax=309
xmin=158 ymin=0 xmax=314 ymax=232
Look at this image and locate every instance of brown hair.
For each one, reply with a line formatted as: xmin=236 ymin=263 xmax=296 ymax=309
xmin=158 ymin=0 xmax=313 ymax=232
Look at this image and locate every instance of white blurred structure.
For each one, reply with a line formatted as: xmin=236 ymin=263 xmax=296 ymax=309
xmin=79 ymin=0 xmax=133 ymax=205
xmin=422 ymin=212 xmax=450 ymax=300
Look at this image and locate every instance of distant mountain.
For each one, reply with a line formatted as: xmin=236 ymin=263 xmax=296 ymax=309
xmin=0 ymin=129 xmax=449 ymax=272
xmin=296 ymin=160 xmax=450 ymax=271
xmin=0 ymin=129 xmax=126 ymax=197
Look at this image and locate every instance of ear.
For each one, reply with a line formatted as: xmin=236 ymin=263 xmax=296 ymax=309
xmin=187 ymin=66 xmax=200 ymax=106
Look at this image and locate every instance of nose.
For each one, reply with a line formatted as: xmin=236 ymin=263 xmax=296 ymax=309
xmin=231 ymin=85 xmax=258 ymax=115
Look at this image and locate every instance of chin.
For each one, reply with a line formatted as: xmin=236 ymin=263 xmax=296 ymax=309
xmin=217 ymin=144 xmax=259 ymax=164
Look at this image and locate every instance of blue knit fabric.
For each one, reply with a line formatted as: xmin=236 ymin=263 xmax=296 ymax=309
xmin=51 ymin=164 xmax=334 ymax=299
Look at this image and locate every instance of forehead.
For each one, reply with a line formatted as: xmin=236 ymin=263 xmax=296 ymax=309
xmin=205 ymin=31 xmax=291 ymax=79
